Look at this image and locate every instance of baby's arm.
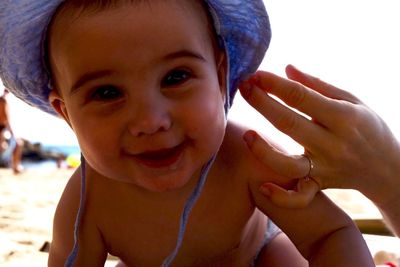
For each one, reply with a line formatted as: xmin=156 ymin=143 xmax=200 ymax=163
xmin=256 ymin=232 xmax=308 ymax=267
xmin=48 ymin=170 xmax=107 ymax=266
xmin=251 ymin=188 xmax=374 ymax=267
xmin=226 ymin=123 xmax=372 ymax=266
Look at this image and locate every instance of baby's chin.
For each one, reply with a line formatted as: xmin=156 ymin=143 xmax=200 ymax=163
xmin=118 ymin=150 xmax=212 ymax=193
xmin=132 ymin=166 xmax=203 ymax=193
xmin=87 ymin=143 xmax=215 ymax=193
xmin=101 ymin=162 xmax=202 ymax=194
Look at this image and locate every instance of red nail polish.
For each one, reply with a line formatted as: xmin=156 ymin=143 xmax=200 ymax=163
xmin=249 ymin=74 xmax=260 ymax=84
xmin=243 ymin=130 xmax=256 ymax=146
xmin=260 ymin=185 xmax=272 ymax=196
xmin=240 ymin=80 xmax=253 ymax=99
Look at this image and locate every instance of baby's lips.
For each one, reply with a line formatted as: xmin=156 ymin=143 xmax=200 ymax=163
xmin=138 ymin=146 xmax=179 ymax=160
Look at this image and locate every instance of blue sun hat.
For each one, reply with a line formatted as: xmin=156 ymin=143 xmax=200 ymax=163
xmin=0 ymin=0 xmax=271 ymax=114
xmin=0 ymin=1 xmax=271 ymax=266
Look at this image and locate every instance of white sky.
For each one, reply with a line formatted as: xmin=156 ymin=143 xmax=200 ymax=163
xmin=3 ymin=0 xmax=400 ymax=150
xmin=230 ymin=0 xmax=400 ymax=153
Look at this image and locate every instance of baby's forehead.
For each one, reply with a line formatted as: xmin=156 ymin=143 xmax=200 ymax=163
xmin=53 ymin=0 xmax=211 ymax=24
xmin=48 ymin=0 xmax=222 ymax=69
xmin=47 ymin=0 xmax=222 ymax=91
xmin=50 ymin=0 xmax=219 ymax=47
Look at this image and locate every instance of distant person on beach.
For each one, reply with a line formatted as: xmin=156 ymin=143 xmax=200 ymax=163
xmin=0 ymin=0 xmax=374 ymax=266
xmin=0 ymin=88 xmax=24 ymax=174
xmin=240 ymin=65 xmax=400 ymax=237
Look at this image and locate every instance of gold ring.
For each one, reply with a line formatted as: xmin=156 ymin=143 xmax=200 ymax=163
xmin=302 ymin=154 xmax=314 ymax=179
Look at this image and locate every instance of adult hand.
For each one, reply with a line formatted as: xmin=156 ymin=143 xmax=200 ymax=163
xmin=239 ymin=65 xmax=400 ymax=209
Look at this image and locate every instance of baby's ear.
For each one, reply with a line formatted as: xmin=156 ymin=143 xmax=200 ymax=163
xmin=48 ymin=90 xmax=71 ymax=127
xmin=216 ymin=51 xmax=228 ymax=97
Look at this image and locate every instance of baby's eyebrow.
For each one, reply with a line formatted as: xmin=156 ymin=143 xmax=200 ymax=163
xmin=68 ymin=50 xmax=204 ymax=93
xmin=162 ymin=49 xmax=206 ymax=62
xmin=70 ymin=70 xmax=114 ymax=94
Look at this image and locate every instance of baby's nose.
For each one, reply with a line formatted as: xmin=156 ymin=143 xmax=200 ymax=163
xmin=128 ymin=99 xmax=172 ymax=137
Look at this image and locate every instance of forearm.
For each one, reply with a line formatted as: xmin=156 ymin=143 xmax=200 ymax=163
xmin=378 ymin=153 xmax=400 ymax=236
xmin=308 ymin=224 xmax=374 ymax=267
xmin=377 ymin=198 xmax=400 ymax=237
xmin=297 ymin=211 xmax=374 ymax=267
xmin=254 ymin=191 xmax=374 ymax=265
xmin=360 ymin=146 xmax=400 ymax=237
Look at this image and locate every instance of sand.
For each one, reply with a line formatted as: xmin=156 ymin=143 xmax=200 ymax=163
xmin=1 ymin=168 xmax=399 ymax=266
xmin=0 ymin=168 xmax=70 ymax=266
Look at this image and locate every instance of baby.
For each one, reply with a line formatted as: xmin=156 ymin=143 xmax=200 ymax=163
xmin=0 ymin=0 xmax=374 ymax=266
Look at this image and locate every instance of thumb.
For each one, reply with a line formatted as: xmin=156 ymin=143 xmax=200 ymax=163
xmin=259 ymin=179 xmax=320 ymax=209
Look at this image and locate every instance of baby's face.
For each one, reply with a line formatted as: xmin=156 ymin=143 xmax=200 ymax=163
xmin=48 ymin=0 xmax=227 ymax=192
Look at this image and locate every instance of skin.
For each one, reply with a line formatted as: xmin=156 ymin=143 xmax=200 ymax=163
xmin=240 ymin=65 xmax=400 ymax=236
xmin=47 ymin=0 xmax=374 ymax=266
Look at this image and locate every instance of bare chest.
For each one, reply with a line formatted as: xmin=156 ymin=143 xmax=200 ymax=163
xmin=85 ymin=182 xmax=267 ymax=267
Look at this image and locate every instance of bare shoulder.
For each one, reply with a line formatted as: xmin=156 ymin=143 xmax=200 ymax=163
xmin=219 ymin=121 xmax=253 ymax=169
xmin=222 ymin=121 xmax=290 ymax=203
xmin=48 ymin=168 xmax=107 ymax=266
xmin=221 ymin=121 xmax=276 ymax=182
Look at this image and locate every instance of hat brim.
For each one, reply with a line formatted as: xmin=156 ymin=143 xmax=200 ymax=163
xmin=0 ymin=0 xmax=271 ymax=114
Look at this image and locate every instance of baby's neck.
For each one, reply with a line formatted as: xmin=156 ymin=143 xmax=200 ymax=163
xmin=86 ymin=163 xmax=205 ymax=204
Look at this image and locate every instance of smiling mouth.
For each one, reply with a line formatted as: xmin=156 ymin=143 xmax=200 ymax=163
xmin=133 ymin=143 xmax=186 ymax=169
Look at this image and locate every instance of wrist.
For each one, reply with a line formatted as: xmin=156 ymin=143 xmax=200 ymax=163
xmin=361 ymin=148 xmax=400 ymax=209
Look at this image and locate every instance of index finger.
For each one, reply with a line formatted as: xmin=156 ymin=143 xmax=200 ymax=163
xmin=259 ymin=178 xmax=320 ymax=209
xmin=251 ymin=71 xmax=343 ymax=127
xmin=285 ymin=65 xmax=362 ymax=104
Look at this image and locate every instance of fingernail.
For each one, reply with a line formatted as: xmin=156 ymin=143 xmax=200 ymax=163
xmin=249 ymin=74 xmax=260 ymax=84
xmin=239 ymin=80 xmax=253 ymax=99
xmin=260 ymin=185 xmax=272 ymax=196
xmin=243 ymin=130 xmax=257 ymax=147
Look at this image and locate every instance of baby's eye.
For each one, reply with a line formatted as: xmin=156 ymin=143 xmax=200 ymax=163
xmin=161 ymin=69 xmax=192 ymax=87
xmin=91 ymin=85 xmax=122 ymax=101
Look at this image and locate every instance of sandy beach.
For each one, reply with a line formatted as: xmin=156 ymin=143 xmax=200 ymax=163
xmin=1 ymin=168 xmax=71 ymax=267
xmin=1 ymin=167 xmax=399 ymax=266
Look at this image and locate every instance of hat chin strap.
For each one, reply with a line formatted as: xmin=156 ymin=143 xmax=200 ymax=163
xmin=161 ymin=154 xmax=218 ymax=267
xmin=65 ymin=155 xmax=87 ymax=267
xmin=162 ymin=84 xmax=230 ymax=264
xmin=162 ymin=85 xmax=229 ymax=265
